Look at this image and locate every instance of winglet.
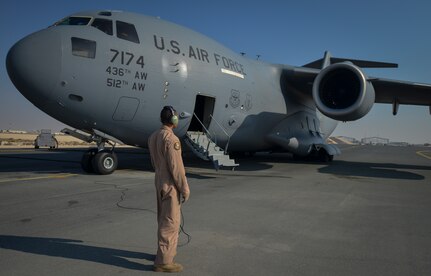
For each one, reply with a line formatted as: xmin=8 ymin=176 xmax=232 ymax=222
xmin=303 ymin=52 xmax=398 ymax=69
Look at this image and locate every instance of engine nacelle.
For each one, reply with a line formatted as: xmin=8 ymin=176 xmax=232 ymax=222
xmin=312 ymin=62 xmax=375 ymax=121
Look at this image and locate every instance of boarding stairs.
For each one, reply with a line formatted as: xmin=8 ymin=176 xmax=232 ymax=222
xmin=184 ymin=114 xmax=238 ymax=170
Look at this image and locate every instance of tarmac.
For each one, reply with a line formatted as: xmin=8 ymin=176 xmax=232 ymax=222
xmin=0 ymin=145 xmax=430 ymax=275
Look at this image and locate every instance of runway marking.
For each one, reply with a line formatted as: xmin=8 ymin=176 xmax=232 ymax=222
xmin=416 ymin=151 xmax=431 ymax=160
xmin=0 ymin=173 xmax=77 ymax=183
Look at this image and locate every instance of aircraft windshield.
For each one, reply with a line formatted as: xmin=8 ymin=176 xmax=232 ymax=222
xmin=116 ymin=21 xmax=140 ymax=44
xmin=55 ymin=17 xmax=92 ymax=26
xmin=91 ymin=18 xmax=113 ymax=35
xmin=52 ymin=15 xmax=140 ymax=44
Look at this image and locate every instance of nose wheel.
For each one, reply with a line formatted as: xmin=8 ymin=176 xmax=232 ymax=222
xmin=81 ymin=148 xmax=97 ymax=173
xmin=92 ymin=150 xmax=118 ymax=174
xmin=61 ymin=128 xmax=123 ymax=175
xmin=81 ymin=149 xmax=118 ymax=175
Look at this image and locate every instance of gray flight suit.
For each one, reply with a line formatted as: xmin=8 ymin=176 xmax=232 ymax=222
xmin=148 ymin=125 xmax=190 ymax=265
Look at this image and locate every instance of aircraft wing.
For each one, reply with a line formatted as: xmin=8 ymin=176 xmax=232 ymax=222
xmin=284 ymin=51 xmax=431 ymax=111
xmin=370 ymin=78 xmax=431 ymax=106
xmin=282 ymin=66 xmax=431 ymax=109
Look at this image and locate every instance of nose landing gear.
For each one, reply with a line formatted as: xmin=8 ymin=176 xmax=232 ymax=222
xmin=81 ymin=134 xmax=119 ymax=175
xmin=62 ymin=128 xmax=122 ymax=175
xmin=93 ymin=150 xmax=118 ymax=174
xmin=81 ymin=147 xmax=118 ymax=175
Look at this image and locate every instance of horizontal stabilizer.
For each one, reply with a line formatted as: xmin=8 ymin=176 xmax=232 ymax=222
xmin=303 ymin=53 xmax=398 ymax=69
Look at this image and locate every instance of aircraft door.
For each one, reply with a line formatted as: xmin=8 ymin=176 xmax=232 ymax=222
xmin=188 ymin=95 xmax=215 ymax=132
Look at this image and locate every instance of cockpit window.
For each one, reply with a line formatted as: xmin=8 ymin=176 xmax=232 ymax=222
xmin=71 ymin=37 xmax=96 ymax=59
xmin=116 ymin=21 xmax=140 ymax=44
xmin=91 ymin=18 xmax=113 ymax=35
xmin=56 ymin=17 xmax=92 ymax=26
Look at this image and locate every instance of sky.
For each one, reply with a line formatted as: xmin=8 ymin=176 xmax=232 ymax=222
xmin=0 ymin=0 xmax=430 ymax=144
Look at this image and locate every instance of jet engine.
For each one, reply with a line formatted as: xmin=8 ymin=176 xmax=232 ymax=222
xmin=312 ymin=62 xmax=375 ymax=121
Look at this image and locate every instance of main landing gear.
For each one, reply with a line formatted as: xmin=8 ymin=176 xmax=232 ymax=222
xmin=293 ymin=144 xmax=338 ymax=163
xmin=293 ymin=151 xmax=333 ymax=162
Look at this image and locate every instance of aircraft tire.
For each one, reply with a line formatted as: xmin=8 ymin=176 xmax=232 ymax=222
xmin=318 ymin=149 xmax=333 ymax=162
xmin=81 ymin=149 xmax=97 ymax=173
xmin=92 ymin=151 xmax=118 ymax=175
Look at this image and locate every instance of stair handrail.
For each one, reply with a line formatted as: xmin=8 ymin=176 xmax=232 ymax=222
xmin=209 ymin=114 xmax=231 ymax=154
xmin=192 ymin=113 xmax=215 ymax=150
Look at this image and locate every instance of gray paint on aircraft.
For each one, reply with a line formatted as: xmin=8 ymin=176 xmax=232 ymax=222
xmin=6 ymin=10 xmax=431 ymax=173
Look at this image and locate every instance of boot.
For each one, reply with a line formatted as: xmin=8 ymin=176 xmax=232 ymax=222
xmin=153 ymin=263 xmax=184 ymax=273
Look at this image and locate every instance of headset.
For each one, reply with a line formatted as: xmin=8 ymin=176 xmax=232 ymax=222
xmin=165 ymin=105 xmax=179 ymax=127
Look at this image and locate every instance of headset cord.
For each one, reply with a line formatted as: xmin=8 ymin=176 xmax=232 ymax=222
xmin=102 ymin=181 xmax=191 ymax=246
xmin=178 ymin=207 xmax=191 ymax=247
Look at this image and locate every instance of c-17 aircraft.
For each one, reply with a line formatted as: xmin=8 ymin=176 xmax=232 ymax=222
xmin=6 ymin=10 xmax=431 ymax=174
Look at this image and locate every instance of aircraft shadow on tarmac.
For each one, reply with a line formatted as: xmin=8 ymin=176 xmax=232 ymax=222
xmin=223 ymin=152 xmax=430 ymax=180
xmin=1 ymin=149 xmax=429 ymax=180
xmin=318 ymin=160 xmax=430 ymax=180
xmin=0 ymin=235 xmax=155 ymax=271
xmin=0 ymin=150 xmax=82 ymax=174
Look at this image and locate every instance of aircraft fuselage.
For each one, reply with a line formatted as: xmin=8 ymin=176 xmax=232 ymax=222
xmin=7 ymin=11 xmax=336 ymax=154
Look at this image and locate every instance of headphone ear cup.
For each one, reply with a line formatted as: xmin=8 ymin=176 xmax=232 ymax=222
xmin=171 ymin=114 xmax=179 ymax=126
xmin=167 ymin=106 xmax=178 ymax=126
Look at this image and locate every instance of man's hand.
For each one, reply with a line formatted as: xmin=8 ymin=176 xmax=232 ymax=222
xmin=181 ymin=193 xmax=190 ymax=203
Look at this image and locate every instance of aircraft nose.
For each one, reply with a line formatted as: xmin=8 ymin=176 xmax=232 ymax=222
xmin=6 ymin=29 xmax=61 ymax=104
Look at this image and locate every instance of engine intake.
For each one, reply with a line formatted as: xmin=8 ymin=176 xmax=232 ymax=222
xmin=312 ymin=62 xmax=375 ymax=121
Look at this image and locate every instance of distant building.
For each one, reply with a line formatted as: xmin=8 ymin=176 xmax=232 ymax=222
xmin=338 ymin=136 xmax=359 ymax=144
xmin=328 ymin=136 xmax=359 ymax=145
xmin=4 ymin=130 xmax=28 ymax=134
xmin=387 ymin=142 xmax=409 ymax=147
xmin=361 ymin=137 xmax=389 ymax=145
